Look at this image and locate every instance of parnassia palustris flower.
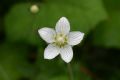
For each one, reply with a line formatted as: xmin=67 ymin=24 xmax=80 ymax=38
xmin=38 ymin=17 xmax=84 ymax=63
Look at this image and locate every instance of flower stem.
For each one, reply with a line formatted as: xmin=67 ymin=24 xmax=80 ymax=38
xmin=67 ymin=63 xmax=74 ymax=80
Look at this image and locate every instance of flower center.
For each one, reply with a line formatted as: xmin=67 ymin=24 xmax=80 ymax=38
xmin=54 ymin=33 xmax=68 ymax=47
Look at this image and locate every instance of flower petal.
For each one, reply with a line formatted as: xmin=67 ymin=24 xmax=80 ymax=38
xmin=68 ymin=31 xmax=84 ymax=45
xmin=44 ymin=44 xmax=60 ymax=59
xmin=38 ymin=27 xmax=56 ymax=43
xmin=55 ymin=17 xmax=70 ymax=34
xmin=60 ymin=45 xmax=73 ymax=63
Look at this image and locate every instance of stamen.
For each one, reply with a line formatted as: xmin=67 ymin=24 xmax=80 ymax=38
xmin=54 ymin=33 xmax=68 ymax=47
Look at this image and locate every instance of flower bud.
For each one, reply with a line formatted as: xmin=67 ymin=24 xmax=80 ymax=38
xmin=30 ymin=4 xmax=39 ymax=14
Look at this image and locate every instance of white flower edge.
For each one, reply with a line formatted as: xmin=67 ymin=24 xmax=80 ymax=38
xmin=38 ymin=27 xmax=55 ymax=43
xmin=55 ymin=17 xmax=70 ymax=35
xmin=44 ymin=44 xmax=60 ymax=59
xmin=60 ymin=45 xmax=73 ymax=63
xmin=68 ymin=31 xmax=84 ymax=46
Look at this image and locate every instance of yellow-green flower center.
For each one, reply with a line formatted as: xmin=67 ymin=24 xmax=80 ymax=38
xmin=54 ymin=33 xmax=68 ymax=47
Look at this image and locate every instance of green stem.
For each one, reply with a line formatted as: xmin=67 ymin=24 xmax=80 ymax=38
xmin=67 ymin=63 xmax=74 ymax=80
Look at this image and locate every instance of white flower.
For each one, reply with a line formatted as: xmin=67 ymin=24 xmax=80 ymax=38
xmin=38 ymin=17 xmax=84 ymax=63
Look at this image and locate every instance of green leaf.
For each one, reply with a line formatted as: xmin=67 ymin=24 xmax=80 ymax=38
xmin=0 ymin=44 xmax=26 ymax=80
xmin=5 ymin=1 xmax=107 ymax=45
xmin=0 ymin=44 xmax=38 ymax=80
xmin=93 ymin=0 xmax=120 ymax=48
xmin=103 ymin=0 xmax=120 ymax=10
xmin=50 ymin=75 xmax=68 ymax=80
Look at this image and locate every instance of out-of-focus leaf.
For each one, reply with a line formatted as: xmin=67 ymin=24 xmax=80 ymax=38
xmin=93 ymin=0 xmax=120 ymax=48
xmin=0 ymin=44 xmax=27 ymax=80
xmin=0 ymin=44 xmax=38 ymax=80
xmin=5 ymin=1 xmax=107 ymax=46
xmin=46 ymin=0 xmax=107 ymax=27
xmin=50 ymin=75 xmax=68 ymax=80
xmin=93 ymin=11 xmax=120 ymax=48
xmin=103 ymin=0 xmax=120 ymax=10
xmin=5 ymin=3 xmax=42 ymax=46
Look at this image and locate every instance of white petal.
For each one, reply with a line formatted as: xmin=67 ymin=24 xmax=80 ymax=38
xmin=44 ymin=44 xmax=60 ymax=59
xmin=55 ymin=17 xmax=70 ymax=34
xmin=60 ymin=45 xmax=73 ymax=63
xmin=68 ymin=31 xmax=84 ymax=45
xmin=38 ymin=27 xmax=56 ymax=43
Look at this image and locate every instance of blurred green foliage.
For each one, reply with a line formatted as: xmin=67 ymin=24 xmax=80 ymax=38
xmin=0 ymin=0 xmax=120 ymax=80
xmin=93 ymin=0 xmax=120 ymax=48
